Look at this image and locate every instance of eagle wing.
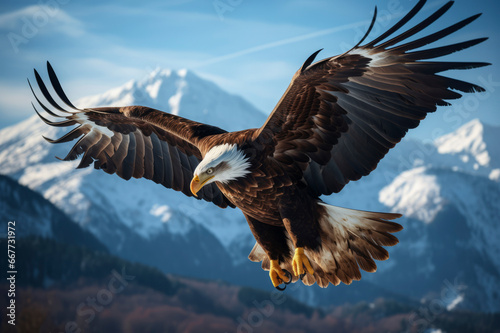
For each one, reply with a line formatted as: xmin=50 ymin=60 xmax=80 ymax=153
xmin=31 ymin=62 xmax=234 ymax=208
xmin=257 ymin=0 xmax=489 ymax=196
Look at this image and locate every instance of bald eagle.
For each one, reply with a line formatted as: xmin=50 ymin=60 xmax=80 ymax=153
xmin=31 ymin=0 xmax=488 ymax=289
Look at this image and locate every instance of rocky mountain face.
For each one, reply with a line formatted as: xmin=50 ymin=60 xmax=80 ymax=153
xmin=0 ymin=174 xmax=106 ymax=252
xmin=1 ymin=68 xmax=499 ymax=312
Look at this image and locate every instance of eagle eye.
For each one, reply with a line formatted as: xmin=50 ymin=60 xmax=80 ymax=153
xmin=206 ymin=167 xmax=214 ymax=175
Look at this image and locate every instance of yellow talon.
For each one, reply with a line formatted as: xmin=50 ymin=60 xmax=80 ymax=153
xmin=292 ymin=247 xmax=314 ymax=277
xmin=269 ymin=259 xmax=290 ymax=287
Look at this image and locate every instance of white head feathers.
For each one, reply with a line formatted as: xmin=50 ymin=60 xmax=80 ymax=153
xmin=194 ymin=143 xmax=251 ymax=184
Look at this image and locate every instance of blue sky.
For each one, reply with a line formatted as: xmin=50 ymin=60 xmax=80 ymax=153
xmin=1 ymin=0 xmax=499 ymax=142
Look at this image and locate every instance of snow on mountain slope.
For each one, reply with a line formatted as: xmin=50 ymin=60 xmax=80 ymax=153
xmin=76 ymin=68 xmax=265 ymax=132
xmin=434 ymin=119 xmax=500 ymax=181
xmin=436 ymin=119 xmax=490 ymax=165
xmin=380 ymin=167 xmax=500 ymax=267
xmin=379 ymin=166 xmax=500 ymax=312
xmin=380 ymin=167 xmax=445 ymax=224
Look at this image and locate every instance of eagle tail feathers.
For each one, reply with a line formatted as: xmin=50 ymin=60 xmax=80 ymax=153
xmin=248 ymin=242 xmax=268 ymax=265
xmin=303 ymin=202 xmax=402 ymax=287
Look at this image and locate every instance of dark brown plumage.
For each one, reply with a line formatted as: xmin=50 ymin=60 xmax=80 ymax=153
xmin=31 ymin=0 xmax=489 ymax=289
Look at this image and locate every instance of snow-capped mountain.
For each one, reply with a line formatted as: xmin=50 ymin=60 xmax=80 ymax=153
xmin=1 ymin=68 xmax=499 ymax=311
xmin=435 ymin=119 xmax=500 ymax=181
xmin=378 ymin=166 xmax=500 ymax=311
xmin=76 ymin=68 xmax=265 ymax=133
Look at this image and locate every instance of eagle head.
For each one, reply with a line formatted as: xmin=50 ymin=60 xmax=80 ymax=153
xmin=190 ymin=143 xmax=251 ymax=196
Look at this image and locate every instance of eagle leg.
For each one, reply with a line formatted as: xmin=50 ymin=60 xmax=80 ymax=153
xmin=270 ymin=259 xmax=291 ymax=288
xmin=292 ymin=247 xmax=315 ymax=277
xmin=244 ymin=214 xmax=294 ymax=287
xmin=278 ymin=192 xmax=322 ymax=280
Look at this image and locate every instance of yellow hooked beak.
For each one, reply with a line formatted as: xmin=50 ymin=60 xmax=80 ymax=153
xmin=190 ymin=174 xmax=215 ymax=197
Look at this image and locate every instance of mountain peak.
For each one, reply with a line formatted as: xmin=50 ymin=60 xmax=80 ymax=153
xmin=435 ymin=119 xmax=500 ymax=170
xmin=147 ymin=67 xmax=189 ymax=80
xmin=76 ymin=67 xmax=265 ymax=131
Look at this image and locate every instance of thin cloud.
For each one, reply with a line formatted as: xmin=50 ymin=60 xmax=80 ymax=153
xmin=194 ymin=0 xmax=447 ymax=68
xmin=0 ymin=5 xmax=84 ymax=37
xmin=194 ymin=20 xmax=368 ymax=68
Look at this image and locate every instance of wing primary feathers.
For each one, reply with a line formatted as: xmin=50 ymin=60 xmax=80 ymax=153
xmin=132 ymin=131 xmax=146 ymax=179
xmin=391 ymin=13 xmax=483 ymax=52
xmin=364 ymin=0 xmax=427 ymax=47
xmin=407 ymin=37 xmax=488 ymax=60
xmin=142 ymin=135 xmax=154 ymax=179
xmin=377 ymin=1 xmax=454 ymax=49
xmin=119 ymin=132 xmax=136 ymax=180
xmin=113 ymin=134 xmax=130 ymax=177
xmin=60 ymin=135 xmax=88 ymax=161
xmin=162 ymin=142 xmax=175 ymax=186
xmin=42 ymin=125 xmax=89 ymax=144
xmin=32 ymin=103 xmax=78 ymax=127
xmin=28 ymin=79 xmax=65 ymax=118
xmin=410 ymin=61 xmax=490 ymax=74
xmin=82 ymin=135 xmax=111 ymax=170
xmin=167 ymin=142 xmax=184 ymax=191
xmin=33 ymin=69 xmax=75 ymax=114
xmin=301 ymin=49 xmax=323 ymax=73
xmin=77 ymin=130 xmax=103 ymax=169
xmin=46 ymin=61 xmax=79 ymax=110
xmin=435 ymin=75 xmax=486 ymax=93
xmin=340 ymin=6 xmax=378 ymax=57
xmin=150 ymin=133 xmax=165 ymax=184
xmin=101 ymin=151 xmax=118 ymax=174
xmin=353 ymin=6 xmax=377 ymax=48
